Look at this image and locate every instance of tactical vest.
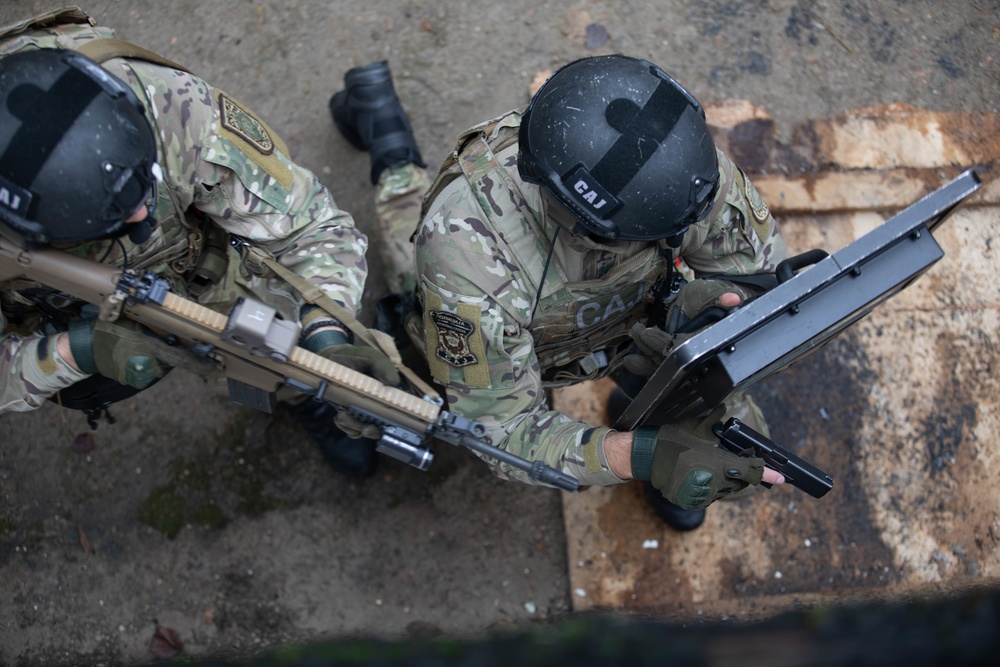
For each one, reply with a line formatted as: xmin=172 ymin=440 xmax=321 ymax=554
xmin=418 ymin=112 xmax=670 ymax=388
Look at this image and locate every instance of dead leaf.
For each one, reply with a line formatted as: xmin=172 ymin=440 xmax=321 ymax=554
xmin=151 ymin=624 xmax=184 ymax=659
xmin=76 ymin=523 xmax=90 ymax=555
xmin=71 ymin=432 xmax=95 ymax=454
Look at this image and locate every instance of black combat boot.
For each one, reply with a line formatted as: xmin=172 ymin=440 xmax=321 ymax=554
xmin=607 ymin=387 xmax=707 ymax=532
xmin=329 ymin=60 xmax=426 ymax=184
xmin=285 ymin=400 xmax=378 ymax=479
xmin=374 ymin=292 xmax=412 ymax=350
xmin=642 ymin=482 xmax=707 ymax=532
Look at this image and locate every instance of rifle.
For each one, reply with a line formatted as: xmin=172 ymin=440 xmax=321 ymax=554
xmin=0 ymin=235 xmax=580 ymax=492
xmin=616 ymin=169 xmax=984 ymax=498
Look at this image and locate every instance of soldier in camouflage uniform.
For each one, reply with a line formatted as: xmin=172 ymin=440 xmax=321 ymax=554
xmin=0 ymin=8 xmax=391 ymax=478
xmin=332 ymin=55 xmax=787 ymax=530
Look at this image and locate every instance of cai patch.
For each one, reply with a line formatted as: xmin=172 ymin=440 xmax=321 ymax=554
xmin=219 ymin=93 xmax=275 ymax=155
xmin=430 ymin=310 xmax=478 ymax=367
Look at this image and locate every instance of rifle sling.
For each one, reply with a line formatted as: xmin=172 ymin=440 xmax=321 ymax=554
xmin=75 ymin=37 xmax=192 ymax=74
xmin=255 ymin=254 xmax=437 ymax=398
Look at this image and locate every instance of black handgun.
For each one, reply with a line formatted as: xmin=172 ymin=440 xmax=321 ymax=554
xmin=713 ymin=417 xmax=833 ymax=498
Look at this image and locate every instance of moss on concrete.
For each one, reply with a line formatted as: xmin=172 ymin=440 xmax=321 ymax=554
xmin=137 ymin=416 xmax=300 ymax=537
xmin=137 ymin=485 xmax=187 ymax=538
xmin=191 ymin=502 xmax=228 ymax=529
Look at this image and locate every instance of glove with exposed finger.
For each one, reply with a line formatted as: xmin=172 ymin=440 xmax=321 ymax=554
xmin=68 ymin=317 xmax=215 ymax=388
xmin=625 ymin=279 xmax=755 ymax=377
xmin=301 ymin=324 xmax=401 ymax=388
xmin=630 ymin=407 xmax=764 ymax=510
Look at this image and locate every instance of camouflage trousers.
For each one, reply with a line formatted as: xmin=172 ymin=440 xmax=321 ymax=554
xmin=374 ymin=164 xmax=432 ymax=296
xmin=721 ymin=391 xmax=770 ymax=438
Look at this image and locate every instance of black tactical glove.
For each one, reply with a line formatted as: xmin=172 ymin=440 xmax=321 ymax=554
xmin=301 ymin=325 xmax=399 ymax=440
xmin=630 ymin=407 xmax=764 ymax=510
xmin=302 ymin=328 xmax=401 ymax=387
xmin=625 ymin=279 xmax=755 ymax=377
xmin=68 ymin=317 xmax=215 ymax=389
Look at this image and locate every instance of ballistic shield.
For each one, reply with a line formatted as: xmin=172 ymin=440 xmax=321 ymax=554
xmin=615 ymin=168 xmax=983 ymax=430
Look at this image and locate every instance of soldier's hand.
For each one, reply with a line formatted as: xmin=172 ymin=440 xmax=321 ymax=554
xmin=67 ymin=317 xmax=215 ymax=388
xmin=625 ymin=279 xmax=752 ymax=376
xmin=625 ymin=322 xmax=683 ymax=377
xmin=662 ymin=278 xmax=753 ymax=334
xmin=333 ymin=410 xmax=382 ymax=440
xmin=321 ymin=344 xmax=400 ymax=387
xmin=302 ymin=327 xmax=401 ymax=387
xmin=631 ymin=407 xmax=765 ymax=510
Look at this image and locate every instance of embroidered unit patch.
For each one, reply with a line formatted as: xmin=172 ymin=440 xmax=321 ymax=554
xmin=219 ymin=94 xmax=275 ymax=155
xmin=430 ymin=310 xmax=478 ymax=367
xmin=743 ymin=175 xmax=770 ymax=222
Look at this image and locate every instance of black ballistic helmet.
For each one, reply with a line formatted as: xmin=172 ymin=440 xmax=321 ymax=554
xmin=518 ymin=55 xmax=719 ymax=243
xmin=0 ymin=49 xmax=158 ymax=245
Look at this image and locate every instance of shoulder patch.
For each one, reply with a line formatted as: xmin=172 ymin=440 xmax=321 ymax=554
xmin=743 ymin=174 xmax=770 ymax=223
xmin=423 ymin=292 xmax=490 ymax=387
xmin=211 ymin=91 xmax=293 ymax=192
xmin=219 ymin=93 xmax=274 ymax=155
xmin=430 ymin=310 xmax=478 ymax=367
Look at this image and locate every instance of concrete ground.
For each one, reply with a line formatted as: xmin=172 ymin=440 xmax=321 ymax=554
xmin=560 ymin=103 xmax=1000 ymax=619
xmin=1 ymin=1 xmax=998 ymax=665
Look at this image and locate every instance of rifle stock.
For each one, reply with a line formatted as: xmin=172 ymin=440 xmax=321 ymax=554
xmin=0 ymin=237 xmax=580 ymax=492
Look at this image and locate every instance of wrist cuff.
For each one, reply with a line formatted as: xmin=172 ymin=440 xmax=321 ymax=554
xmin=302 ymin=328 xmax=349 ymax=353
xmin=631 ymin=426 xmax=659 ymax=481
xmin=67 ymin=319 xmax=98 ymax=374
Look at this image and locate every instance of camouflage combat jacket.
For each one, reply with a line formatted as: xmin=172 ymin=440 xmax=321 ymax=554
xmin=0 ymin=8 xmax=368 ymax=412
xmin=413 ymin=110 xmax=786 ymax=486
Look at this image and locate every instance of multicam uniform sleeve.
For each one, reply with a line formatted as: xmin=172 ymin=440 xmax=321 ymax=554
xmin=415 ymin=182 xmax=623 ymax=488
xmin=117 ymin=61 xmax=368 ymax=314
xmin=0 ymin=310 xmax=89 ymax=412
xmin=678 ymin=148 xmax=787 ymax=276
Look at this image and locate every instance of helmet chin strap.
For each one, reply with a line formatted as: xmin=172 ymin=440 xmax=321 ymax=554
xmin=128 ymin=164 xmax=162 ymax=244
xmin=664 ymin=230 xmax=684 ymax=248
xmin=126 ymin=213 xmax=158 ymax=244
